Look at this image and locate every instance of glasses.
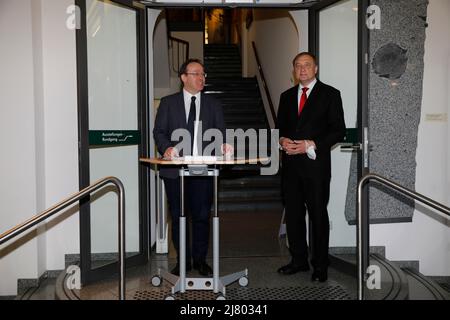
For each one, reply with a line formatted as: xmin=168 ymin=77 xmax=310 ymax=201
xmin=185 ymin=72 xmax=207 ymax=78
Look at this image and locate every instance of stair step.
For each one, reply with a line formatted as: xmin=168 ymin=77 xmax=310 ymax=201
xmin=226 ymin=124 xmax=268 ymax=130
xmin=204 ymin=50 xmax=240 ymax=55
xmin=222 ymin=105 xmax=262 ymax=110
xmin=205 ymin=89 xmax=259 ymax=95
xmin=207 ymin=74 xmax=242 ymax=78
xmin=219 ymin=196 xmax=282 ymax=203
xmin=206 ymin=77 xmax=256 ymax=84
xmin=225 ymin=120 xmax=267 ymax=126
xmin=216 ymin=99 xmax=262 ymax=105
xmin=207 ymin=90 xmax=260 ymax=96
xmin=205 ymin=59 xmax=242 ymax=63
xmin=220 ymin=174 xmax=280 ymax=184
xmin=219 ymin=189 xmax=281 ymax=200
xmin=218 ymin=201 xmax=283 ymax=213
xmin=205 ymin=59 xmax=241 ymax=63
xmin=225 ymin=114 xmax=266 ymax=121
xmin=401 ymin=268 xmax=450 ymax=300
xmin=219 ymin=178 xmax=281 ymax=190
xmin=205 ymin=61 xmax=240 ymax=65
xmin=207 ymin=70 xmax=242 ymax=74
xmin=206 ymin=64 xmax=242 ymax=69
xmin=223 ymin=107 xmax=262 ymax=113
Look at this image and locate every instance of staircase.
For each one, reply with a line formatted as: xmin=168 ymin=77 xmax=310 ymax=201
xmin=204 ymin=44 xmax=242 ymax=78
xmin=330 ymin=250 xmax=450 ymax=300
xmin=203 ymin=44 xmax=282 ymax=212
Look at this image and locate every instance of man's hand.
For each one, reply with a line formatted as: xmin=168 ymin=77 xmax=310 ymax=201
xmin=280 ymin=137 xmax=303 ymax=155
xmin=163 ymin=147 xmax=179 ymax=160
xmin=221 ymin=143 xmax=234 ymax=159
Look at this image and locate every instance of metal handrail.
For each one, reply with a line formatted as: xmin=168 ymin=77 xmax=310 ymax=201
xmin=357 ymin=173 xmax=450 ymax=300
xmin=0 ymin=176 xmax=126 ymax=300
xmin=169 ymin=36 xmax=189 ymax=74
xmin=252 ymin=41 xmax=277 ymax=123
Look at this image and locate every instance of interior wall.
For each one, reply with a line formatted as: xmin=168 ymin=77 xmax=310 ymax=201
xmin=39 ymin=0 xmax=79 ymax=272
xmin=0 ymin=0 xmax=79 ymax=296
xmin=171 ymin=31 xmax=204 ymax=63
xmin=289 ymin=10 xmax=308 ymax=53
xmin=31 ymin=0 xmax=48 ymax=279
xmin=245 ymin=9 xmax=300 ymax=114
xmin=153 ymin=13 xmax=171 ymax=89
xmin=0 ymin=0 xmax=40 ymax=296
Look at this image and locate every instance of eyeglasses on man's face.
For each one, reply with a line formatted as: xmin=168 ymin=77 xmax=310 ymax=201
xmin=185 ymin=72 xmax=207 ymax=78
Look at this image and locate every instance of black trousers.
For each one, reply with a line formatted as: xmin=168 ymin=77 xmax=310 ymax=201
xmin=163 ymin=176 xmax=213 ymax=263
xmin=283 ymin=171 xmax=330 ymax=271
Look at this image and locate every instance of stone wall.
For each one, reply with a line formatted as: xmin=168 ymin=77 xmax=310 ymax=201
xmin=345 ymin=0 xmax=429 ymax=223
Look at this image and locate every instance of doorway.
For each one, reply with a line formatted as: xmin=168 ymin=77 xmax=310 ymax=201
xmin=146 ymin=1 xmax=368 ymax=261
xmin=75 ymin=0 xmax=369 ymax=285
xmin=76 ymin=0 xmax=149 ymax=284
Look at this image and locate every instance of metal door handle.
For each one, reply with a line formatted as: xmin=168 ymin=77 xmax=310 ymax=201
xmin=340 ymin=143 xmax=362 ymax=151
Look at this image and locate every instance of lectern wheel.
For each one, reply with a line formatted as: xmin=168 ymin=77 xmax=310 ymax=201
xmin=151 ymin=275 xmax=161 ymax=287
xmin=239 ymin=276 xmax=249 ymax=287
xmin=165 ymin=295 xmax=175 ymax=300
xmin=216 ymin=295 xmax=226 ymax=300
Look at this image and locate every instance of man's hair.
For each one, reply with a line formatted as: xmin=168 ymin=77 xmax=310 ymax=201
xmin=179 ymin=59 xmax=204 ymax=77
xmin=292 ymin=52 xmax=317 ymax=66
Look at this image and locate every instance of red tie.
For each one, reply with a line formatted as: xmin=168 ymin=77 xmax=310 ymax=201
xmin=298 ymin=87 xmax=309 ymax=116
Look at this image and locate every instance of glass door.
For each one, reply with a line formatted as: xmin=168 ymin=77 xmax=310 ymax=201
xmin=309 ymin=0 xmax=369 ymax=253
xmin=76 ymin=0 xmax=149 ymax=285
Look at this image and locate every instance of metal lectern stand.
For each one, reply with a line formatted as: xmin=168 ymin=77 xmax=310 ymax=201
xmin=151 ymin=164 xmax=248 ymax=300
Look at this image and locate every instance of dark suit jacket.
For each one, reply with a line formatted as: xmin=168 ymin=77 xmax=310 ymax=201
xmin=276 ymin=80 xmax=346 ymax=179
xmin=153 ymin=91 xmax=226 ymax=178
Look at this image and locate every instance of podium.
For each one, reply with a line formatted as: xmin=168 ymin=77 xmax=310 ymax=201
xmin=140 ymin=156 xmax=266 ymax=300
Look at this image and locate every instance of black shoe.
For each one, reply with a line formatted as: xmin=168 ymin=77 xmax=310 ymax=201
xmin=171 ymin=262 xmax=192 ymax=276
xmin=193 ymin=261 xmax=213 ymax=276
xmin=311 ymin=269 xmax=328 ymax=282
xmin=277 ymin=261 xmax=310 ymax=275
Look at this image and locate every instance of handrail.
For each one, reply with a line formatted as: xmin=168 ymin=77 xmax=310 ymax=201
xmin=169 ymin=36 xmax=189 ymax=74
xmin=357 ymin=173 xmax=450 ymax=300
xmin=0 ymin=176 xmax=126 ymax=300
xmin=234 ymin=23 xmax=242 ymax=54
xmin=252 ymin=41 xmax=277 ymax=123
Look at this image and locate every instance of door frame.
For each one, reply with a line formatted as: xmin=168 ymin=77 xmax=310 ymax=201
xmin=75 ymin=0 xmax=150 ymax=284
xmin=308 ymin=0 xmax=370 ymax=266
xmin=143 ymin=0 xmax=370 ymax=243
xmin=74 ymin=0 xmax=370 ymax=284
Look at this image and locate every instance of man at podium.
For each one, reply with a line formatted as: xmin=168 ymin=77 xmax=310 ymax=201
xmin=153 ymin=59 xmax=233 ymax=276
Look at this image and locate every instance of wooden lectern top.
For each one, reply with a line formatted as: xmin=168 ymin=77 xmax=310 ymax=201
xmin=139 ymin=156 xmax=269 ymax=166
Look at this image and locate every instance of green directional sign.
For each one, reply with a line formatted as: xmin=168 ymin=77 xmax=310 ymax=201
xmin=89 ymin=130 xmax=140 ymax=146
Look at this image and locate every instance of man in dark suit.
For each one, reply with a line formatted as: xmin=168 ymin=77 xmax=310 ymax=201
xmin=276 ymin=52 xmax=346 ymax=282
xmin=153 ymin=59 xmax=232 ymax=277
